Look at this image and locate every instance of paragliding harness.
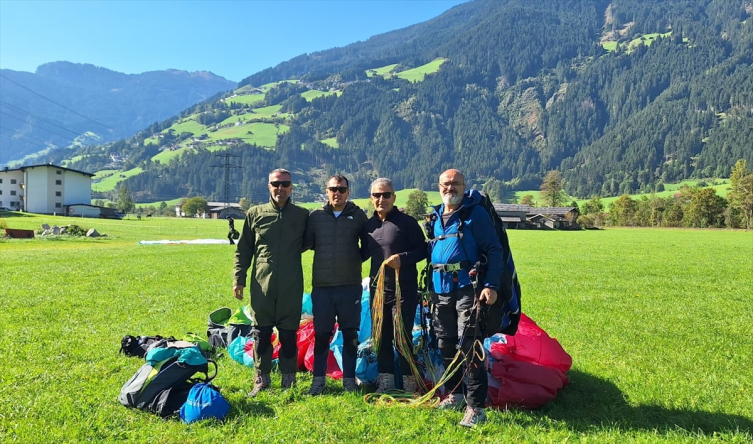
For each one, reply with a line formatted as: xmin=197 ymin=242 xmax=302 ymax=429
xmin=422 ymin=191 xmax=522 ymax=339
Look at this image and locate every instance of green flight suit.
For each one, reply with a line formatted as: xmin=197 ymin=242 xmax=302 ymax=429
xmin=233 ymin=197 xmax=309 ymax=374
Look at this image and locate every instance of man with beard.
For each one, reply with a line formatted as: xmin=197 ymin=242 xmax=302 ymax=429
xmin=233 ymin=168 xmax=309 ymax=396
xmin=363 ymin=178 xmax=426 ymax=393
xmin=426 ymin=169 xmax=503 ymax=427
xmin=304 ymin=174 xmax=368 ymax=395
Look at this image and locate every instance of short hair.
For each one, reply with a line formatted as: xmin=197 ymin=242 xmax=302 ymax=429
xmin=269 ymin=168 xmax=291 ymax=179
xmin=328 ymin=174 xmax=349 ymax=187
xmin=370 ymin=178 xmax=393 ymax=192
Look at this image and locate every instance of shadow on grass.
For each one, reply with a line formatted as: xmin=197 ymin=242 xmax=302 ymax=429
xmin=231 ymin=398 xmax=275 ymax=418
xmin=536 ymin=369 xmax=752 ymax=436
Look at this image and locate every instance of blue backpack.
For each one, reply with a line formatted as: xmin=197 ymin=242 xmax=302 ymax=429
xmin=180 ymin=383 xmax=230 ymax=423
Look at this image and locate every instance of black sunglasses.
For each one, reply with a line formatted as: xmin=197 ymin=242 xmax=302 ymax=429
xmin=270 ymin=181 xmax=291 ymax=188
xmin=371 ymin=192 xmax=393 ymax=199
xmin=327 ymin=186 xmax=348 ymax=194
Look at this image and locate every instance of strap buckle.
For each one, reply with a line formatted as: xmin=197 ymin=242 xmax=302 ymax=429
xmin=433 ymin=263 xmax=463 ymax=273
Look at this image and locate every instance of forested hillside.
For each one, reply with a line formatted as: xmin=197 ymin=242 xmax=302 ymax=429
xmin=0 ymin=62 xmax=236 ymax=164
xmin=29 ymin=0 xmax=753 ymax=204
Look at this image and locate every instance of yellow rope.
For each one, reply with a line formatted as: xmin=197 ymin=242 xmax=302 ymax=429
xmin=365 ymin=263 xmax=469 ymax=407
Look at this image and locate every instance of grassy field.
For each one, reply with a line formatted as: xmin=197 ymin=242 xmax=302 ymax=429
xmin=92 ymin=167 xmax=143 ymax=192
xmin=1 ymin=212 xmax=751 ymax=443
xmin=395 ymin=58 xmax=448 ymax=83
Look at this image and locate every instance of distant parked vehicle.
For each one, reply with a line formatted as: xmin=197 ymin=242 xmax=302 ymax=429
xmin=0 ymin=206 xmax=12 ymax=212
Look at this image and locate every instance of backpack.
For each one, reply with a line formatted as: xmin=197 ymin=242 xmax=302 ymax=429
xmin=207 ymin=306 xmax=253 ymax=348
xmin=119 ymin=344 xmax=217 ymax=418
xmin=427 ymin=191 xmax=522 ymax=337
xmin=179 ymin=383 xmax=230 ymax=423
xmin=119 ymin=335 xmax=176 ymax=359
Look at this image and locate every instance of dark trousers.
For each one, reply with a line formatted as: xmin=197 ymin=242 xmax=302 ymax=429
xmin=432 ymin=285 xmax=488 ymax=409
xmin=371 ymin=289 xmax=417 ymax=375
xmin=311 ymin=284 xmax=362 ymax=378
xmin=252 ymin=326 xmax=297 ymax=375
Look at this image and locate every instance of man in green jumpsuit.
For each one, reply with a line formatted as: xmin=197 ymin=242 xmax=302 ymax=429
xmin=233 ymin=168 xmax=309 ymax=396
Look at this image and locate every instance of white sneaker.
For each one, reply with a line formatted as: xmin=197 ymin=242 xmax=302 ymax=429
xmin=437 ymin=393 xmax=465 ymax=410
xmin=459 ymin=406 xmax=486 ymax=427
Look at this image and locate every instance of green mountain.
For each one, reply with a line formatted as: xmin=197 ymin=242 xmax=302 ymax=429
xmin=29 ymin=0 xmax=753 ymax=203
xmin=0 ymin=62 xmax=236 ymax=165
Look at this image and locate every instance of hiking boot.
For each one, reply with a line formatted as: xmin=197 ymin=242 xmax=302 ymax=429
xmin=342 ymin=377 xmax=358 ymax=393
xmin=308 ymin=376 xmax=326 ymax=396
xmin=459 ymin=406 xmax=486 ymax=428
xmin=437 ymin=393 xmax=465 ymax=410
xmin=281 ymin=373 xmax=297 ymax=389
xmin=402 ymin=375 xmax=418 ymax=394
xmin=248 ymin=374 xmax=271 ymax=397
xmin=375 ymin=373 xmax=395 ymax=394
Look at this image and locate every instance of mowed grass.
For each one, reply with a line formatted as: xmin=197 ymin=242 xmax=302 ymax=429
xmin=1 ymin=212 xmax=751 ymax=443
xmin=395 ymin=58 xmax=448 ymax=83
xmin=92 ymin=167 xmax=143 ymax=192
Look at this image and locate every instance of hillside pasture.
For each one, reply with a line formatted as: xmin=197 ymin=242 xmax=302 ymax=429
xmin=226 ymin=93 xmax=265 ymax=106
xmin=301 ymin=90 xmax=336 ymax=101
xmin=91 ymin=167 xmax=143 ymax=192
xmin=0 ymin=218 xmax=750 ymax=443
xmin=366 ymin=63 xmax=398 ymax=77
xmin=395 ymin=58 xmax=448 ymax=82
xmin=207 ymin=122 xmax=288 ymax=148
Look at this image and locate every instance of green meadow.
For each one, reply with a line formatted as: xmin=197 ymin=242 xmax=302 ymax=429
xmin=92 ymin=167 xmax=143 ymax=192
xmin=1 ymin=211 xmax=751 ymax=443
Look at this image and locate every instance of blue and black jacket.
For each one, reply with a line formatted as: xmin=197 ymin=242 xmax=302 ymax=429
xmin=428 ymin=189 xmax=504 ymax=294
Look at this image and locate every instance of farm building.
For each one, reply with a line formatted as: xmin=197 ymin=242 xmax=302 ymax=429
xmin=175 ymin=202 xmax=244 ymax=219
xmin=492 ymin=204 xmax=579 ymax=229
xmin=0 ymin=164 xmax=93 ymax=214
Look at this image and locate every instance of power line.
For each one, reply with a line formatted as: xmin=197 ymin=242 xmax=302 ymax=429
xmin=0 ymin=101 xmax=80 ymax=136
xmin=0 ymin=110 xmax=77 ymax=140
xmin=0 ymin=125 xmax=58 ymax=147
xmin=0 ymin=73 xmax=110 ymax=130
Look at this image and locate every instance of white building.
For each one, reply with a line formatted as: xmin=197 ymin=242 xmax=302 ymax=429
xmin=0 ymin=164 xmax=94 ymax=214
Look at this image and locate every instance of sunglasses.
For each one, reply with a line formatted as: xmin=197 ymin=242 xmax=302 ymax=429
xmin=371 ymin=192 xmax=393 ymax=199
xmin=270 ymin=181 xmax=291 ymax=188
xmin=327 ymin=186 xmax=349 ymax=194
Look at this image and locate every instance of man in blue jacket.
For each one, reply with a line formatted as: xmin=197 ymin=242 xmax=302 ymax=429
xmin=427 ymin=169 xmax=503 ymax=427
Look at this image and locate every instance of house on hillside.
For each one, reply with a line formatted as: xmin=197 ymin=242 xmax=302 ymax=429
xmin=493 ymin=204 xmax=531 ymax=229
xmin=0 ymin=164 xmax=93 ymax=214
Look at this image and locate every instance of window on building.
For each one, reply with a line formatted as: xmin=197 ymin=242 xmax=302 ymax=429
xmin=56 ymin=180 xmax=62 ymax=185
xmin=56 ymin=170 xmax=62 ymax=175
xmin=0 ymin=190 xmax=2 ymax=195
xmin=55 ymin=191 xmax=62 ymax=197
xmin=11 ymin=179 xmax=17 ymax=184
xmin=0 ymin=178 xmax=3 ymax=183
xmin=55 ymin=203 xmax=62 ymax=208
xmin=10 ymin=191 xmax=16 ymax=196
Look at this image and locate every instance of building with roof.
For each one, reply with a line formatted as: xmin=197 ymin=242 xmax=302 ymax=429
xmin=0 ymin=164 xmax=93 ymax=214
xmin=492 ymin=204 xmax=579 ymax=229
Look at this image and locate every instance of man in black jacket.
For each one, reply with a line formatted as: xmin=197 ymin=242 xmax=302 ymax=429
xmin=363 ymin=178 xmax=427 ymax=394
xmin=304 ymin=175 xmax=368 ymax=395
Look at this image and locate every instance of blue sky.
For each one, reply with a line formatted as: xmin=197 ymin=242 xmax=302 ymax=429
xmin=0 ymin=0 xmax=468 ymax=82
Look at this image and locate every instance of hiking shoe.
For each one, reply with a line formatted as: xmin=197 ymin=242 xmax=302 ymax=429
xmin=459 ymin=406 xmax=486 ymax=428
xmin=375 ymin=373 xmax=396 ymax=394
xmin=281 ymin=373 xmax=297 ymax=389
xmin=402 ymin=375 xmax=418 ymax=394
xmin=437 ymin=393 xmax=465 ymax=410
xmin=248 ymin=374 xmax=271 ymax=397
xmin=342 ymin=377 xmax=358 ymax=393
xmin=308 ymin=376 xmax=326 ymax=396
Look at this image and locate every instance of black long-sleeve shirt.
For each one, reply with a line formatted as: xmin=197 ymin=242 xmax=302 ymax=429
xmin=364 ymin=209 xmax=427 ymax=299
